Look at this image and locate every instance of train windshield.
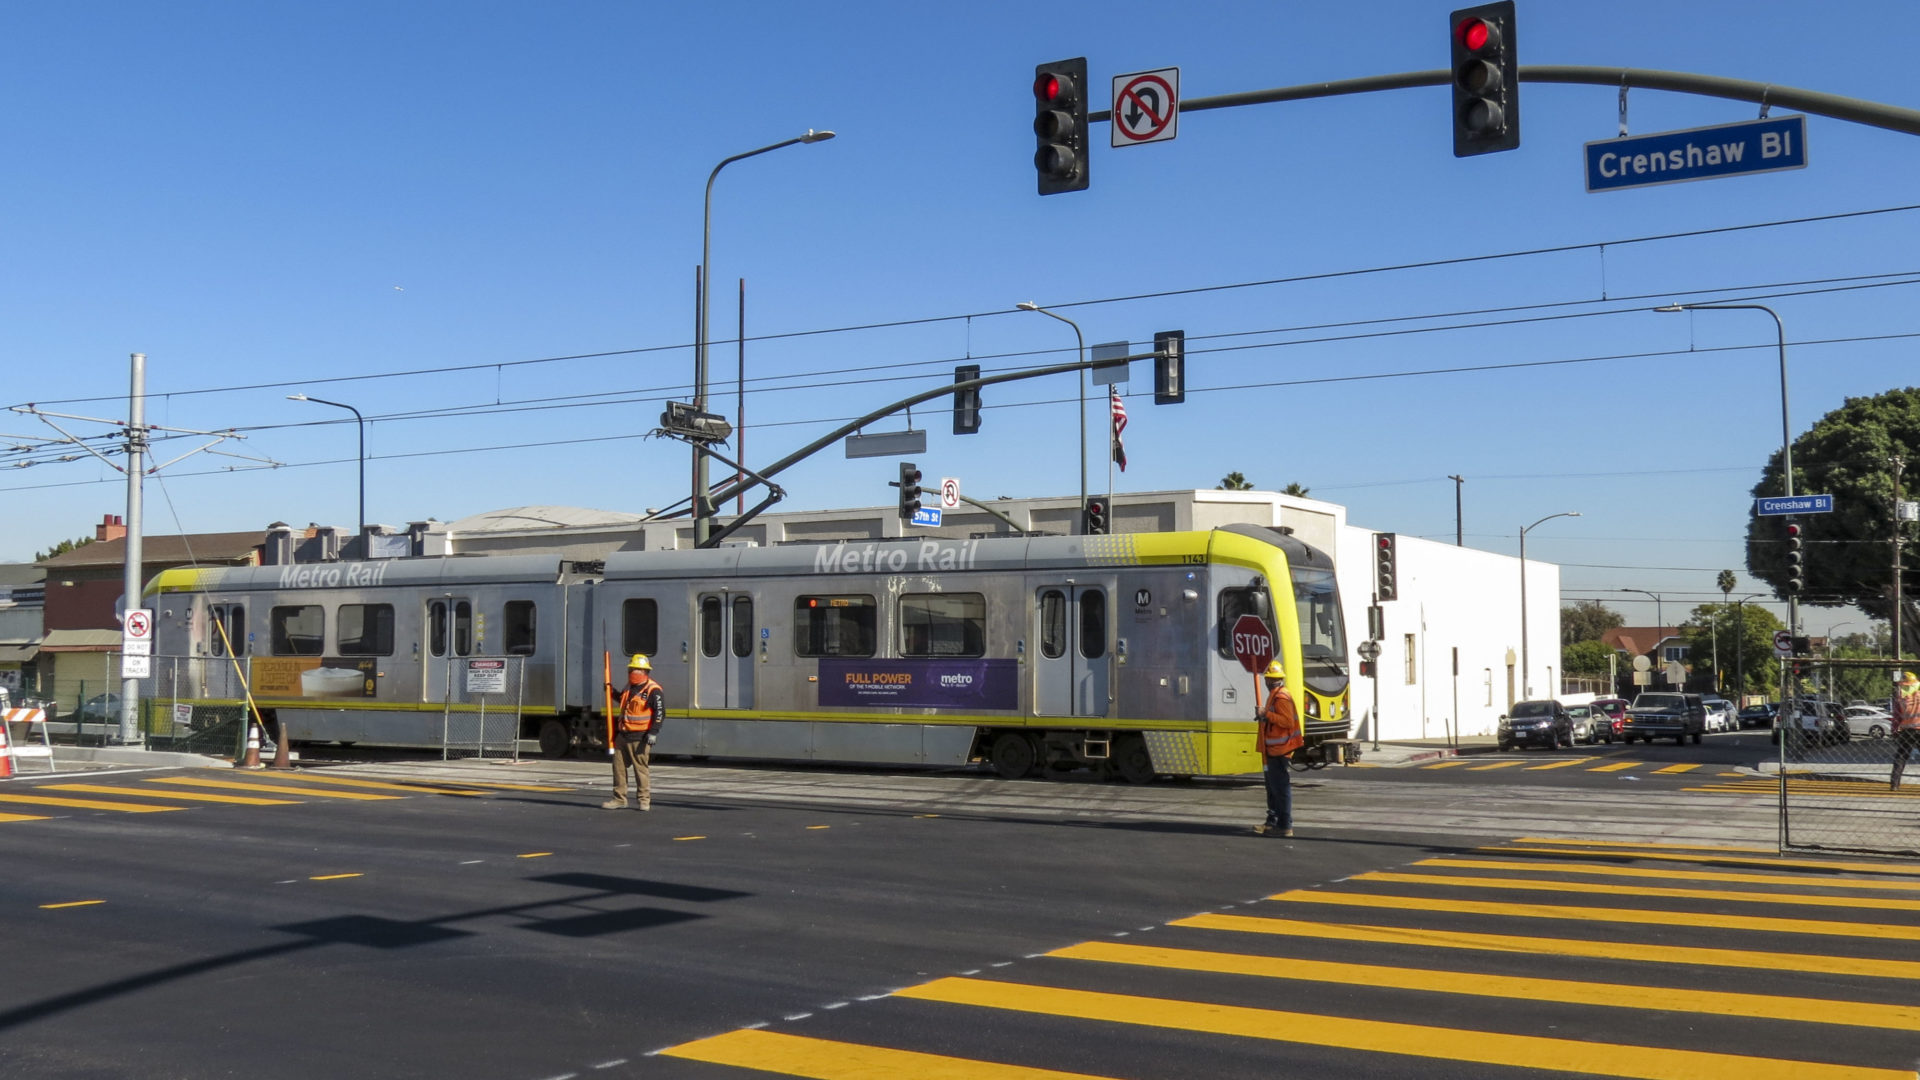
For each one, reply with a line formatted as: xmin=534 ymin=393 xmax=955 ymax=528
xmin=1291 ymin=566 xmax=1349 ymax=694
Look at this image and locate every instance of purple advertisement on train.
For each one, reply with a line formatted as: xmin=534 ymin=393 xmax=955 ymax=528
xmin=817 ymin=658 xmax=1018 ymax=710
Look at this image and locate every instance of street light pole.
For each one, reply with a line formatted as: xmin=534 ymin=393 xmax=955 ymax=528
xmin=694 ymin=129 xmax=835 ymax=547
xmin=1618 ymin=588 xmax=1666 ymax=634
xmin=1656 ymin=302 xmax=1799 ymax=664
xmin=288 ymin=393 xmax=365 ymax=546
xmin=1016 ymin=302 xmax=1087 ymax=528
xmin=1520 ymin=511 xmax=1580 ymax=699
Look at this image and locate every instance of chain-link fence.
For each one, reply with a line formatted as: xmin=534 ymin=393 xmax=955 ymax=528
xmin=434 ymin=656 xmax=526 ymax=762
xmin=1776 ymin=658 xmax=1920 ymax=858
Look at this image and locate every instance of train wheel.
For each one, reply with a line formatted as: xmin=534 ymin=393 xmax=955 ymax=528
xmin=991 ymin=732 xmax=1036 ymax=780
xmin=538 ymin=719 xmax=572 ymax=760
xmin=1112 ymin=735 xmax=1155 ymax=785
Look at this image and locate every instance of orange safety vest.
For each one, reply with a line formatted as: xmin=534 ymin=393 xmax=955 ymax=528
xmin=619 ymin=679 xmax=661 ymax=734
xmin=1895 ymin=686 xmax=1920 ymax=732
xmin=1259 ymin=683 xmax=1305 ymax=758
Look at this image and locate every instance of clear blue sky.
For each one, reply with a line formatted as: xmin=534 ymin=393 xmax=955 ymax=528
xmin=5 ymin=1 xmax=1917 ymax=637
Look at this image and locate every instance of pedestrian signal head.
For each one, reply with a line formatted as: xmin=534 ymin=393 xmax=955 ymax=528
xmin=1263 ymin=661 xmax=1286 ymax=682
xmin=628 ymin=654 xmax=652 ymax=671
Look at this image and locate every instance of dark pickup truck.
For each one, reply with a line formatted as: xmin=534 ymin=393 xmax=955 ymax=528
xmin=1622 ymin=692 xmax=1707 ymax=745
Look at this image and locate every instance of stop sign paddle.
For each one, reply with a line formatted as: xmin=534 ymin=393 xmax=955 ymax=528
xmin=1231 ymin=614 xmax=1275 ymax=675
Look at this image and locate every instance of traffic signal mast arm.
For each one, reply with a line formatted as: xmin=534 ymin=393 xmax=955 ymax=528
xmin=700 ymin=348 xmax=1153 ymax=546
xmin=1085 ymin=66 xmax=1920 ymax=139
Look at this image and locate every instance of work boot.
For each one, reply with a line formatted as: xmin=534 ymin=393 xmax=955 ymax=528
xmin=600 ymin=799 xmax=626 ymax=810
xmin=638 ymin=799 xmax=651 ymax=811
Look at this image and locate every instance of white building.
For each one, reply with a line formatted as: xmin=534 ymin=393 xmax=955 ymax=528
xmin=404 ymin=488 xmax=1557 ymax=741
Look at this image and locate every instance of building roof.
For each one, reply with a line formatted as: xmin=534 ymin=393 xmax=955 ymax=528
xmin=37 ymin=532 xmax=261 ymax=570
xmin=38 ymin=629 xmax=124 ymax=651
xmin=1602 ymin=626 xmax=1683 ymax=655
xmin=444 ymin=506 xmax=644 ymax=533
xmin=0 ymin=563 xmax=45 ymax=588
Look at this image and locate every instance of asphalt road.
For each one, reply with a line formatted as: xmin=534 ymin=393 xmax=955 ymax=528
xmin=3 ymin=759 xmax=1917 ymax=1080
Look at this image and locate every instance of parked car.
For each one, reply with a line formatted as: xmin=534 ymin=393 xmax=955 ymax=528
xmin=1698 ymin=696 xmax=1735 ymax=733
xmin=1591 ymin=697 xmax=1629 ymax=736
xmin=1498 ymin=699 xmax=1575 ymax=751
xmin=76 ymin=693 xmax=121 ymax=724
xmin=1566 ymin=703 xmax=1613 ymax=745
xmin=1774 ymin=699 xmax=1849 ymax=746
xmin=1623 ymin=692 xmax=1707 ymax=745
xmin=1844 ymin=704 xmax=1896 ymax=739
xmin=1737 ymin=702 xmax=1779 ymax=730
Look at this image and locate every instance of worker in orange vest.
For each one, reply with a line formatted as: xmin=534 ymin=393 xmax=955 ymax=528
xmin=1253 ymin=660 xmax=1304 ymax=837
xmin=1890 ymin=671 xmax=1920 ymax=791
xmin=604 ymin=654 xmax=665 ymax=810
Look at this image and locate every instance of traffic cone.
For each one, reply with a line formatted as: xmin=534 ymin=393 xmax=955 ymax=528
xmin=240 ymin=722 xmax=262 ymax=769
xmin=0 ymin=716 xmax=13 ymax=779
xmin=268 ymin=716 xmax=291 ymax=770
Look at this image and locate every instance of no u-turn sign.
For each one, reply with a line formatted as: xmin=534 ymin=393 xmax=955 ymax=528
xmin=1112 ymin=67 xmax=1178 ymax=147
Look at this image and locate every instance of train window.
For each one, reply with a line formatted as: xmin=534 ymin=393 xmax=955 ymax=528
xmin=700 ymin=596 xmax=723 ymax=658
xmin=793 ymin=595 xmax=876 ymax=658
xmin=208 ymin=604 xmax=246 ymax=657
xmin=270 ymin=605 xmax=325 ymax=656
xmin=1217 ymin=587 xmax=1274 ymax=659
xmin=338 ymin=604 xmax=394 ymax=656
xmin=1039 ymin=590 xmax=1066 ymax=659
xmin=504 ymin=600 xmax=536 ymax=656
xmin=1079 ymin=590 xmax=1106 ymax=660
xmin=900 ymin=593 xmax=985 ymax=658
xmin=730 ymin=596 xmax=754 ymax=659
xmin=428 ymin=600 xmax=447 ymax=657
xmin=622 ymin=598 xmax=658 ymax=657
xmin=453 ymin=600 xmax=473 ymax=657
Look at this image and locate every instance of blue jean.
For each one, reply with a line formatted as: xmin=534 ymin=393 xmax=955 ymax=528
xmin=1263 ymin=756 xmax=1292 ymax=828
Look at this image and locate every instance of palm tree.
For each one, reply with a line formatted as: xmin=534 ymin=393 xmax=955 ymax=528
xmin=1217 ymin=472 xmax=1254 ymax=490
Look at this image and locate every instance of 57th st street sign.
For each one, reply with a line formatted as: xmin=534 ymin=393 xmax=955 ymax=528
xmin=1585 ymin=115 xmax=1807 ymax=193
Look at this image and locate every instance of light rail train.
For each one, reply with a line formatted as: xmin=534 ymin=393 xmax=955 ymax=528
xmin=145 ymin=524 xmax=1351 ymax=780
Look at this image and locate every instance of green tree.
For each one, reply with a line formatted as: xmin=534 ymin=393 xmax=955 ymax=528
xmin=34 ymin=536 xmax=93 ymax=561
xmin=1743 ymin=388 xmax=1919 ymax=632
xmin=1677 ymin=602 xmax=1785 ymax=698
xmin=1562 ymin=639 xmax=1614 ymax=677
xmin=1560 ymin=600 xmax=1624 ymax=647
xmin=1281 ymin=482 xmax=1310 ymax=497
xmin=1216 ymin=472 xmax=1254 ymax=490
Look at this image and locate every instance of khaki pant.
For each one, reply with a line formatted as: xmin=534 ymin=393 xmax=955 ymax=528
xmin=609 ymin=737 xmax=651 ymax=807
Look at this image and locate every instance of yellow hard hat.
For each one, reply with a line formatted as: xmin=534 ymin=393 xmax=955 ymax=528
xmin=628 ymin=653 xmax=652 ymax=671
xmin=1262 ymin=660 xmax=1286 ymax=681
xmin=1900 ymin=671 xmax=1918 ymax=686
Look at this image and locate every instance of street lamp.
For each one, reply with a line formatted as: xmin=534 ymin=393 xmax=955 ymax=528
xmin=1617 ymin=588 xmax=1666 ymax=633
xmin=1520 ymin=511 xmax=1580 ymax=698
xmin=1016 ymin=301 xmax=1087 ymax=528
xmin=1730 ymin=592 xmax=1765 ymax=701
xmin=1655 ymin=301 xmax=1799 ymax=668
xmin=693 ymin=129 xmax=836 ymax=547
xmin=288 ymin=393 xmax=365 ymax=546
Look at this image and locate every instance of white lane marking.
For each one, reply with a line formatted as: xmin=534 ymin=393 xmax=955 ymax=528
xmin=783 ymin=1012 xmax=812 ymax=1021
xmin=460 ymin=860 xmax=484 ymax=865
xmin=822 ymin=1001 xmax=848 ymax=1010
xmin=591 ymin=1060 xmax=627 ymax=1069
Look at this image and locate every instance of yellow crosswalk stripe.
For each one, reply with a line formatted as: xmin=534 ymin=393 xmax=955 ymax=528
xmin=1173 ymin=912 xmax=1920 ymax=980
xmin=0 ymin=792 xmax=183 ymax=813
xmin=1353 ymin=870 xmax=1920 ymax=912
xmin=237 ymin=773 xmax=486 ymax=796
xmin=1505 ymin=837 xmax=1778 ymax=853
xmin=1049 ymin=940 xmax=1920 ymax=1032
xmin=1586 ymin=760 xmax=1643 ymax=772
xmin=1270 ymin=888 xmax=1920 ymax=941
xmin=1420 ymin=759 xmax=1471 ymax=769
xmin=1466 ymin=760 xmax=1526 ymax=770
xmin=147 ymin=777 xmax=399 ymax=800
xmin=396 ymin=779 xmax=569 ymax=792
xmin=43 ymin=783 xmax=299 ymax=806
xmin=897 ymin=977 xmax=1906 ymax=1080
xmin=0 ymin=811 xmax=51 ymax=823
xmin=1492 ymin=843 xmax=1920 ymax=877
xmin=1653 ymin=763 xmax=1701 ymax=774
xmin=1525 ymin=757 xmax=1589 ymax=770
xmin=660 ymin=1028 xmax=1118 ymax=1079
xmin=1414 ymin=857 xmax=1920 ymax=892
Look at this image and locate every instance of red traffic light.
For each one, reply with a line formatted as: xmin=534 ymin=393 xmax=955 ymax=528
xmin=1033 ymin=72 xmax=1074 ymax=105
xmin=1456 ymin=16 xmax=1494 ymax=51
xmin=1786 ymin=522 xmax=1802 ymax=537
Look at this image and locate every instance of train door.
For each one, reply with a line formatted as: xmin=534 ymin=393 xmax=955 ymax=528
xmin=693 ymin=591 xmax=755 ymax=709
xmin=422 ymin=596 xmax=474 ymax=702
xmin=1033 ymin=586 xmax=1109 ymax=717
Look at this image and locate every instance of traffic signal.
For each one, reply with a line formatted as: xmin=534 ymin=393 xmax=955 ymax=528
xmin=1374 ymin=532 xmax=1398 ymax=601
xmin=1033 ymin=58 xmax=1090 ymax=195
xmin=1153 ymin=330 xmax=1185 ymax=405
xmin=1359 ymin=660 xmax=1377 ymax=679
xmin=953 ymin=364 xmax=981 ymax=435
xmin=1785 ymin=521 xmax=1805 ymax=592
xmin=897 ymin=461 xmax=923 ymax=520
xmin=1450 ymin=2 xmax=1519 ymax=157
xmin=1083 ymin=497 xmax=1108 ymax=535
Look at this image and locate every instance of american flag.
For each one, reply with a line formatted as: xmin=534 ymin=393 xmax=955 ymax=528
xmin=1110 ymin=387 xmax=1128 ymax=472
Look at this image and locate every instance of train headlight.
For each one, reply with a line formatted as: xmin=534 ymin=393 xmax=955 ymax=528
xmin=1304 ymin=696 xmax=1321 ymax=719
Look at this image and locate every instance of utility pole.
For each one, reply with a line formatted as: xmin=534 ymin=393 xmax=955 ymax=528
xmin=1895 ymin=455 xmax=1907 ymax=665
xmin=118 ymin=353 xmax=147 ymax=745
xmin=1448 ymin=475 xmax=1464 ymax=546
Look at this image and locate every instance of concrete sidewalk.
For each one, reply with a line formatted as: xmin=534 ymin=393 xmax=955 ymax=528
xmin=1354 ymin=737 xmax=1499 ymax=768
